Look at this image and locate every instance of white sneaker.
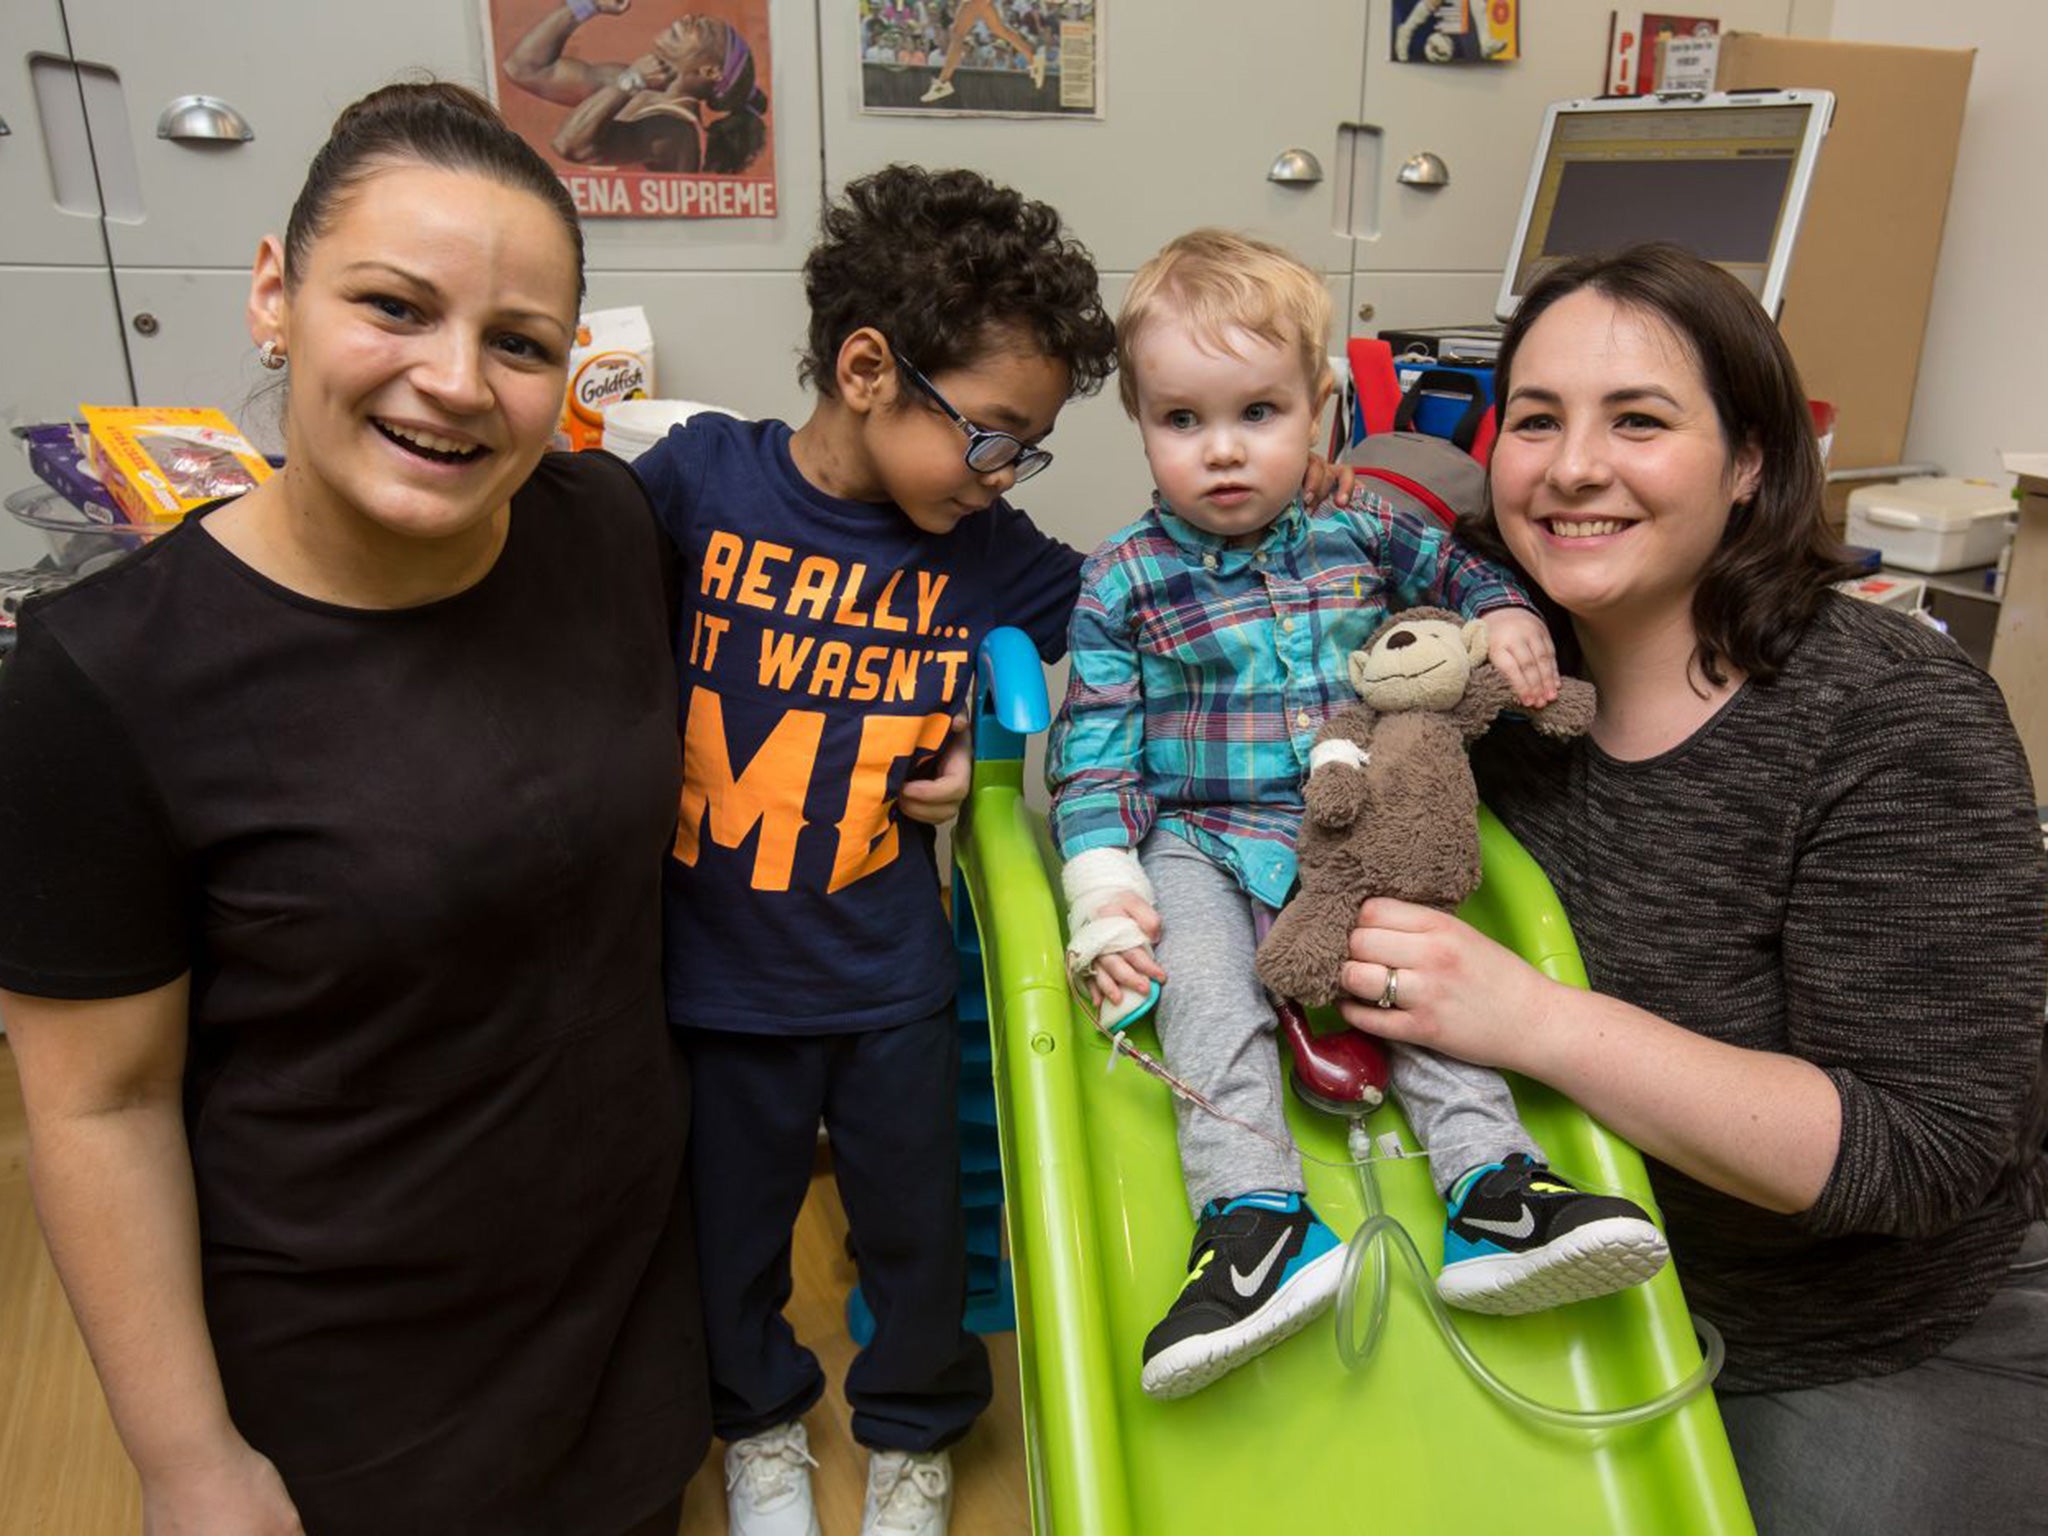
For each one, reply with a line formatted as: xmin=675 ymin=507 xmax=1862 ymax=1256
xmin=724 ymin=1421 xmax=821 ymax=1536
xmin=861 ymin=1448 xmax=953 ymax=1536
xmin=919 ymin=79 xmax=955 ymax=103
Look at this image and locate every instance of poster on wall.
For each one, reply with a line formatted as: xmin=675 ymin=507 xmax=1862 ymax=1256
xmin=859 ymin=1 xmax=1101 ymax=119
xmin=1391 ymin=0 xmax=1519 ymax=64
xmin=484 ymin=0 xmax=776 ymax=219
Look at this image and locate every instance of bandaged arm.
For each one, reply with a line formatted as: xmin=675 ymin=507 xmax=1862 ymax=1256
xmin=1060 ymin=845 xmax=1157 ymax=986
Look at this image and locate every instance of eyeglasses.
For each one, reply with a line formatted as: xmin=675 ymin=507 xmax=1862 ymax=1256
xmin=891 ymin=349 xmax=1053 ymax=485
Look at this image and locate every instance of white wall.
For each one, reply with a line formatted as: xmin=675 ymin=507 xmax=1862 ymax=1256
xmin=1828 ymin=0 xmax=2047 ymax=479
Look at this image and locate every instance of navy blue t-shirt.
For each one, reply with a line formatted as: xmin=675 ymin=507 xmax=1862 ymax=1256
xmin=635 ymin=414 xmax=1082 ymax=1033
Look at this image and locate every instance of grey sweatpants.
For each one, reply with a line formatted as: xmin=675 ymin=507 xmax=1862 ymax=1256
xmin=1140 ymin=828 xmax=1540 ymax=1215
xmin=1717 ymin=1221 xmax=2048 ymax=1536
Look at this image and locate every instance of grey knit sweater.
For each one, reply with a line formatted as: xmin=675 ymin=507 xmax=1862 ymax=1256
xmin=1474 ymin=593 xmax=2048 ymax=1393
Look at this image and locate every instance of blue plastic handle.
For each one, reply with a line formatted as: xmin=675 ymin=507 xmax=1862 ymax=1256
xmin=975 ymin=627 xmax=1051 ymax=761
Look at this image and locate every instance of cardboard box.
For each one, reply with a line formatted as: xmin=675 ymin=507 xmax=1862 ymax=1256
xmin=1989 ymin=455 xmax=2048 ymax=796
xmin=80 ymin=405 xmax=271 ymax=524
xmin=1717 ymin=35 xmax=1973 ymax=479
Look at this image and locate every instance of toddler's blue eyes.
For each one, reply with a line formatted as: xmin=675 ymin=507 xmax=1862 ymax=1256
xmin=1166 ymin=410 xmax=1197 ymax=431
xmin=1244 ymin=403 xmax=1276 ymax=424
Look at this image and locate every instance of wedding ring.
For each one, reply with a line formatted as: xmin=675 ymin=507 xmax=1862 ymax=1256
xmin=1374 ymin=967 xmax=1399 ymax=1010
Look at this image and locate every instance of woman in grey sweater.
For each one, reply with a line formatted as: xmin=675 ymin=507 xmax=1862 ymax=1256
xmin=1339 ymin=244 xmax=2047 ymax=1535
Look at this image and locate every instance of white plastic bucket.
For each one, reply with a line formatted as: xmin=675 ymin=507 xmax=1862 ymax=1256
xmin=600 ymin=399 xmax=747 ymax=462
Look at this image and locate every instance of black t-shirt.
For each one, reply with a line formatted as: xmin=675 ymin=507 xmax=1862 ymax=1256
xmin=0 ymin=450 xmax=709 ymax=1534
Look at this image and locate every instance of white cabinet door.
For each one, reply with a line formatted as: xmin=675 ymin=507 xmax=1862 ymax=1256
xmin=818 ymin=2 xmax=1371 ymax=279
xmin=1349 ymin=0 xmax=1803 ymax=328
xmin=3 ymin=266 xmax=134 ymax=422
xmin=0 ymin=271 xmax=135 ymax=567
xmin=59 ymin=0 xmax=822 ymax=276
xmin=2 ymin=0 xmax=136 ymax=433
xmin=61 ymin=0 xmax=482 ymax=272
xmin=3 ymin=1 xmax=113 ymax=266
xmin=113 ymin=267 xmax=281 ymax=446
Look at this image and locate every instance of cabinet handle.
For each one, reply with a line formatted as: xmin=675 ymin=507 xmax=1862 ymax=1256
xmin=1267 ymin=148 xmax=1324 ymax=187
xmin=157 ymin=95 xmax=253 ymax=144
xmin=1396 ymin=151 xmax=1450 ymax=189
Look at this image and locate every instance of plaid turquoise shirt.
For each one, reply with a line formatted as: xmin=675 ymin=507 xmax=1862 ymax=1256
xmin=1047 ymin=487 xmax=1533 ymax=906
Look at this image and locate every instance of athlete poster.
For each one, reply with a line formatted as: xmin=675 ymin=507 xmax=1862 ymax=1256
xmin=1391 ymin=0 xmax=1520 ymax=64
xmin=859 ymin=0 xmax=1101 ymax=119
xmin=485 ymin=0 xmax=777 ymax=219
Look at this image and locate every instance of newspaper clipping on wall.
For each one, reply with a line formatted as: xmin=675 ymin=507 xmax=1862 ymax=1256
xmin=485 ymin=0 xmax=777 ymax=219
xmin=859 ymin=1 xmax=1101 ymax=119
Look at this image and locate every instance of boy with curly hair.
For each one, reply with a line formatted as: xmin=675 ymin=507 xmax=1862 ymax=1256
xmin=631 ymin=164 xmax=1116 ymax=1536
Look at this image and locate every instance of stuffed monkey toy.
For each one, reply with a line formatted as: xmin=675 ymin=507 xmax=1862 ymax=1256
xmin=1255 ymin=607 xmax=1595 ymax=1008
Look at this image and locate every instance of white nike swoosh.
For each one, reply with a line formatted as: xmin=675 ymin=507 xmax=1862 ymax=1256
xmin=1462 ymin=1206 xmax=1535 ymax=1240
xmin=1230 ymin=1230 xmax=1293 ymax=1296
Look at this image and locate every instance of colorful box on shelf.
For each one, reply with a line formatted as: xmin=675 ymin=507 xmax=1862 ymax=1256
xmin=17 ymin=421 xmax=123 ymax=521
xmin=80 ymin=405 xmax=271 ymax=525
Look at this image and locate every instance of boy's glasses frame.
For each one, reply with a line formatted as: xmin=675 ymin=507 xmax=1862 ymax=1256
xmin=890 ymin=349 xmax=1053 ymax=484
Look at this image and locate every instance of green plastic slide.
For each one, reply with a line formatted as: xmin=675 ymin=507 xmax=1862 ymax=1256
xmin=953 ymin=656 xmax=1754 ymax=1535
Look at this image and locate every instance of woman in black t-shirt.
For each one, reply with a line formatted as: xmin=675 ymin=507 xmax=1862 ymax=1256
xmin=1332 ymin=245 xmax=2048 ymax=1533
xmin=0 ymin=85 xmax=708 ymax=1536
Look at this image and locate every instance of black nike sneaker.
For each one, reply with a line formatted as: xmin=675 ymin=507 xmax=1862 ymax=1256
xmin=1437 ymin=1153 xmax=1669 ymax=1316
xmin=1139 ymin=1190 xmax=1346 ymax=1400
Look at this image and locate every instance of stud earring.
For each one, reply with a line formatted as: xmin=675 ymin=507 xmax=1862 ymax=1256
xmin=257 ymin=338 xmax=287 ymax=371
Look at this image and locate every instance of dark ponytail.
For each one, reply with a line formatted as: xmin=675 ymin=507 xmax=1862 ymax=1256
xmin=286 ymin=80 xmax=584 ymax=298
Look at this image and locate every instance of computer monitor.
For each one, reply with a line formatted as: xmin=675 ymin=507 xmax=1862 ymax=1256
xmin=1495 ymin=89 xmax=1834 ymax=322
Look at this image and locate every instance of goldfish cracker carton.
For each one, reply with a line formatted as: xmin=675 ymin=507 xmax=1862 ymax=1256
xmin=559 ymin=306 xmax=656 ymax=451
xmin=80 ymin=405 xmax=272 ymax=524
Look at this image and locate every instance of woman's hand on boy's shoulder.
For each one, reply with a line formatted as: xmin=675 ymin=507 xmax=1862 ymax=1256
xmin=1301 ymin=457 xmax=1357 ymax=508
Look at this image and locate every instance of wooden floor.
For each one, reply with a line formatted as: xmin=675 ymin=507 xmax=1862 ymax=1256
xmin=0 ymin=1040 xmax=1030 ymax=1535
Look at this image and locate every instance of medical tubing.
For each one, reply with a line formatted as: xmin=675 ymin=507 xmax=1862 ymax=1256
xmin=1335 ymin=1121 xmax=1726 ymax=1430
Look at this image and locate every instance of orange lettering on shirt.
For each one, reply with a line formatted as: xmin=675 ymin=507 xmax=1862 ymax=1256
xmin=914 ymin=571 xmax=950 ymax=633
xmin=934 ymin=649 xmax=969 ymax=700
xmin=871 ymin=570 xmax=911 ymax=633
xmin=690 ymin=611 xmax=731 ymax=671
xmin=736 ymin=540 xmax=793 ymax=611
xmin=833 ymin=562 xmax=871 ymax=628
xmin=702 ymin=530 xmax=743 ymax=601
xmin=826 ymin=711 xmax=951 ymax=894
xmin=885 ymin=650 xmax=921 ymax=704
xmin=675 ymin=686 xmax=822 ymax=891
xmin=808 ymin=640 xmax=852 ymax=698
xmin=787 ymin=556 xmax=838 ymax=622
xmin=759 ymin=630 xmax=815 ymax=689
xmin=849 ymin=645 xmax=889 ymax=703
xmin=701 ymin=614 xmax=730 ymax=671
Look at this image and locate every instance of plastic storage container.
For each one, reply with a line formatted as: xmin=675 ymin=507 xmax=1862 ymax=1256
xmin=6 ymin=484 xmax=157 ymax=573
xmin=1846 ymin=478 xmax=2016 ymax=573
xmin=598 ymin=398 xmax=745 ymax=462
